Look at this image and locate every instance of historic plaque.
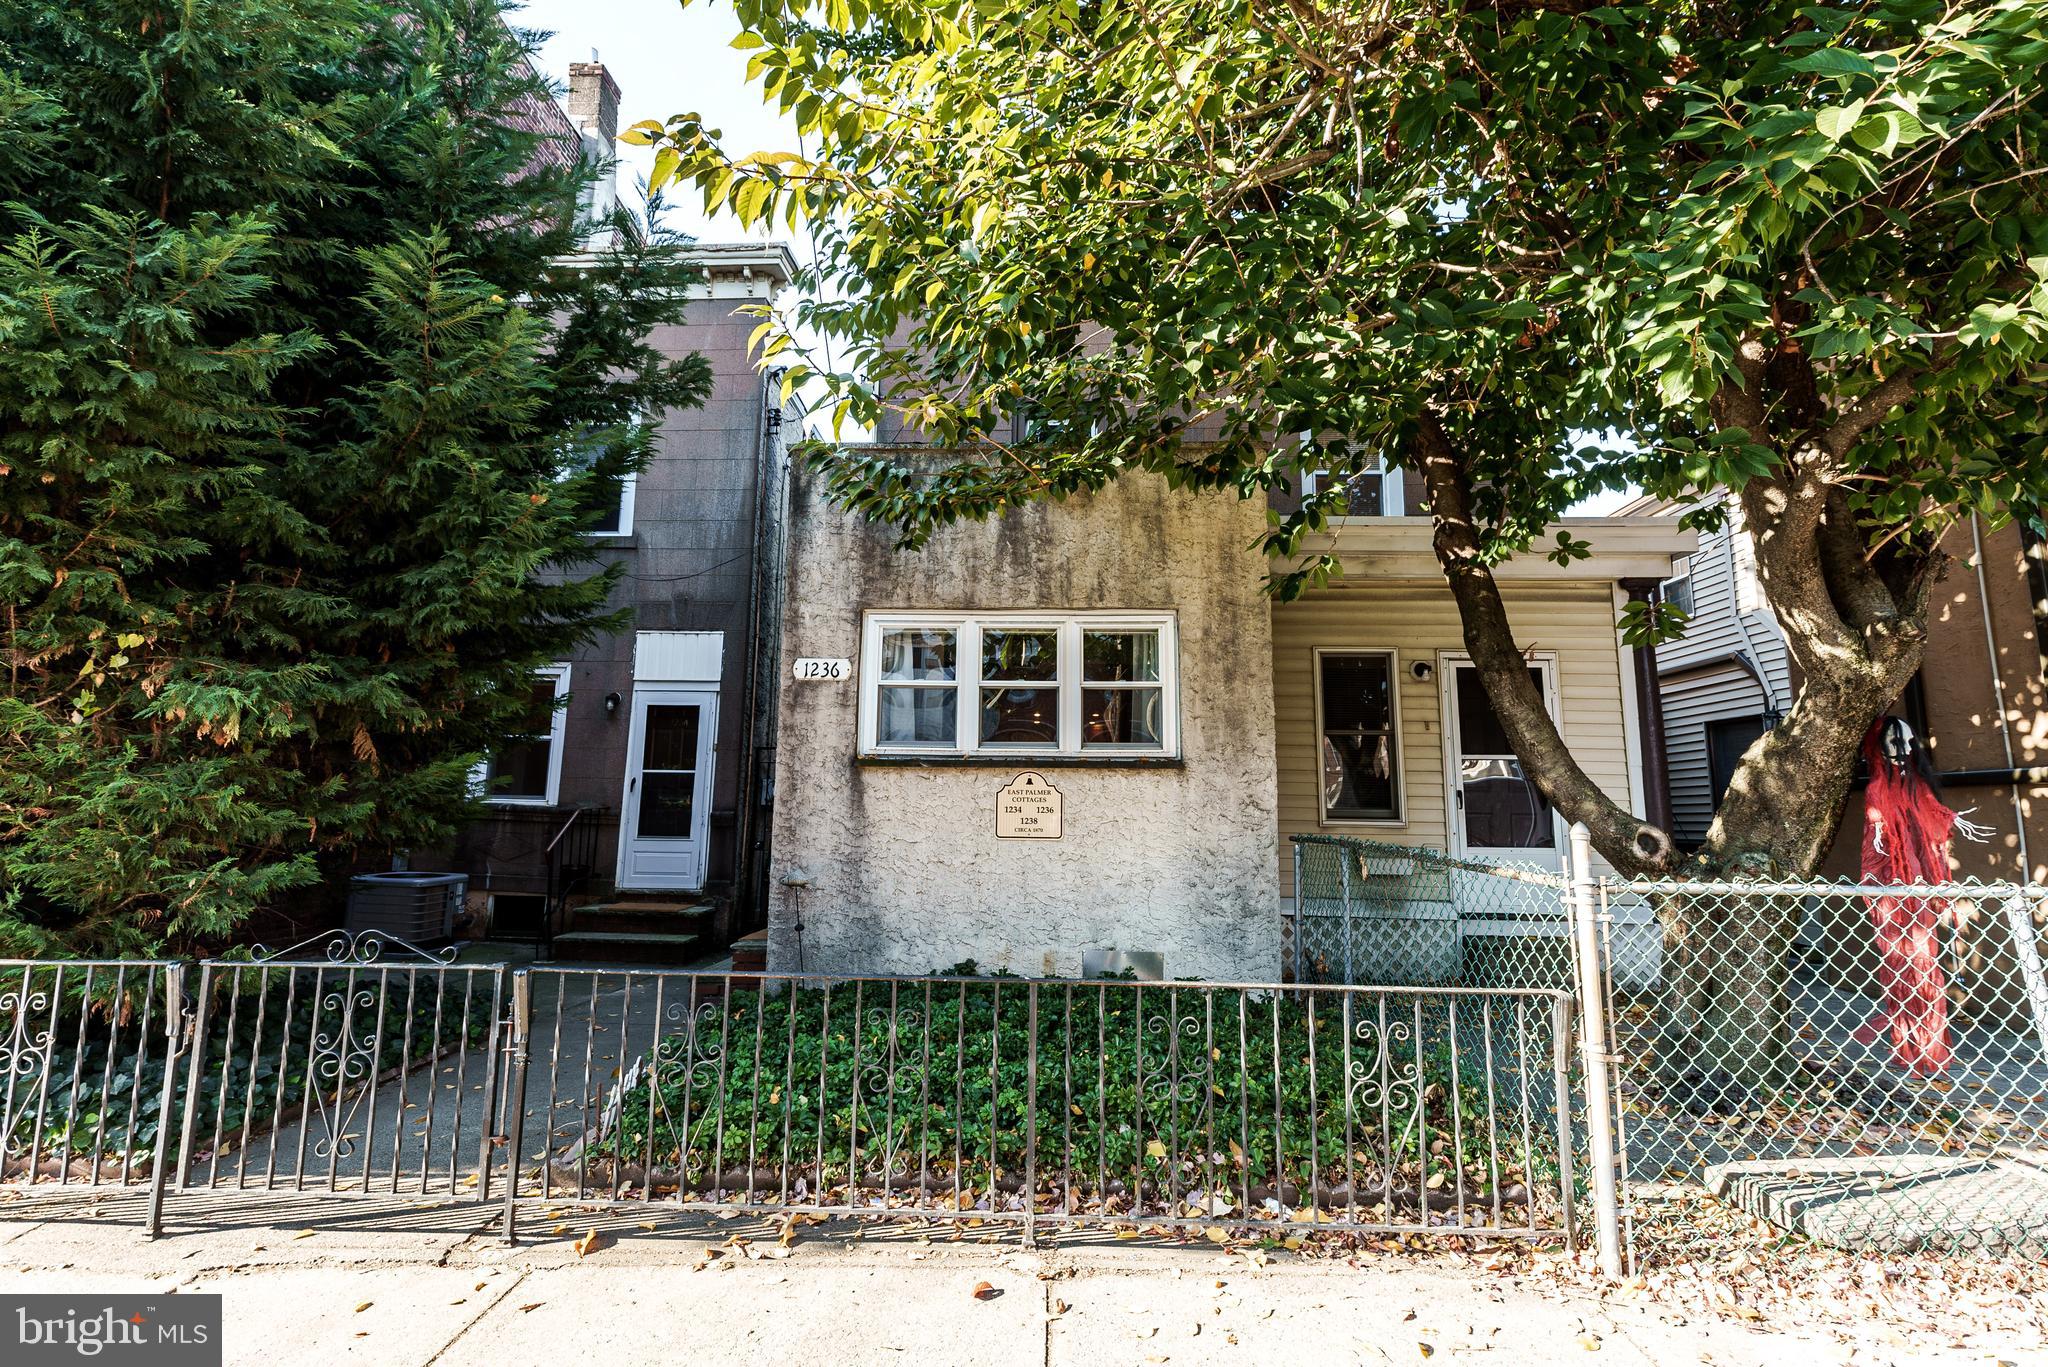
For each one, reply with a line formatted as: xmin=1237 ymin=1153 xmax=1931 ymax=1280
xmin=995 ymin=771 xmax=1063 ymax=839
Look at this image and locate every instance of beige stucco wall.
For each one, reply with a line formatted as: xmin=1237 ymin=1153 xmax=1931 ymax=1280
xmin=767 ymin=465 xmax=1282 ymax=981
xmin=1271 ymin=581 xmax=1641 ymax=895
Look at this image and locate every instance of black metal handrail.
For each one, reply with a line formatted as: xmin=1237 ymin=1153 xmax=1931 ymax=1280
xmin=540 ymin=806 xmax=600 ymax=958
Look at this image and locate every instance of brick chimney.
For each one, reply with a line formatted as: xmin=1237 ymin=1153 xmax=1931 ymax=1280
xmin=566 ymin=58 xmax=620 ymax=148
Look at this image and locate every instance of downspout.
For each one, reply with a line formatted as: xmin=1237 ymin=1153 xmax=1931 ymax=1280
xmin=733 ymin=366 xmax=779 ymax=928
xmin=1970 ymin=513 xmax=2031 ymax=879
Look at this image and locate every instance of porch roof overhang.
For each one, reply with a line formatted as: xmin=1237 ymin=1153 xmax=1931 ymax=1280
xmin=1282 ymin=515 xmax=1696 ymax=584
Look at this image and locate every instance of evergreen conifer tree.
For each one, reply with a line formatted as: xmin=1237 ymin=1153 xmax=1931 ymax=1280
xmin=0 ymin=0 xmax=709 ymax=955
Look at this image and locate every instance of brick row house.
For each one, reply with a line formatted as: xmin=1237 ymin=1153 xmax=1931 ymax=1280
xmin=441 ymin=60 xmax=802 ymax=961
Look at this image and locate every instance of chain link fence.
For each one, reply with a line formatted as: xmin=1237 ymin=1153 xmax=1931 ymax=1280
xmin=1599 ymin=875 xmax=2048 ymax=1258
xmin=1289 ymin=835 xmax=1580 ymax=990
xmin=1290 ymin=830 xmax=2048 ymax=1264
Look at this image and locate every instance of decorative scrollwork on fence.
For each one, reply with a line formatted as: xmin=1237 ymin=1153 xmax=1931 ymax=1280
xmin=656 ymin=997 xmax=726 ymax=1086
xmin=307 ymin=987 xmax=382 ymax=1160
xmin=1346 ymin=1014 xmax=1422 ymax=1118
xmin=1141 ymin=1010 xmax=1209 ymax=1105
xmin=249 ymin=928 xmax=458 ymax=965
xmin=0 ymin=986 xmax=52 ymax=1080
xmin=857 ymin=1007 xmax=927 ymax=1102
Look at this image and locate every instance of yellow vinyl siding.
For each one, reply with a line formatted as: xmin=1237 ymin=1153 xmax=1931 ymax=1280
xmin=1272 ymin=582 xmax=1636 ymax=896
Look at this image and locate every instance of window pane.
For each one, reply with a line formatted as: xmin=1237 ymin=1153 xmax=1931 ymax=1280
xmin=878 ymin=686 xmax=956 ymax=745
xmin=564 ymin=429 xmax=630 ymax=534
xmin=1332 ymin=469 xmax=1384 ymax=516
xmin=1083 ymin=631 xmax=1160 ymax=682
xmin=641 ymin=704 xmax=700 ymax=772
xmin=637 ymin=771 xmax=696 ymax=838
xmin=586 ymin=475 xmax=629 ymax=535
xmin=1454 ymin=665 xmax=1542 ymax=756
xmin=1082 ymin=686 xmax=1161 ymax=746
xmin=1461 ymin=758 xmax=1555 ymax=849
xmin=514 ymin=678 xmax=559 ymax=737
xmin=487 ymin=737 xmax=552 ymax=800
xmin=1319 ymin=654 xmax=1393 ymax=735
xmin=980 ymin=686 xmax=1058 ymax=745
xmin=981 ymin=629 xmax=1057 ymax=682
xmin=880 ymin=629 xmax=956 ymax=681
xmin=1322 ymin=734 xmax=1397 ymax=819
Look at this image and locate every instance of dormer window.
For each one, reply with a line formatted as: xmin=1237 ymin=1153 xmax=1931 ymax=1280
xmin=1302 ymin=454 xmax=1403 ymax=516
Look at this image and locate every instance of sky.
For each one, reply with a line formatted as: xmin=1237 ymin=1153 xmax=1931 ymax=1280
xmin=513 ymin=0 xmax=801 ymax=246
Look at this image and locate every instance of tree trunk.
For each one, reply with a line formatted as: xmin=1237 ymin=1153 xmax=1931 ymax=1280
xmin=1416 ymin=357 xmax=1941 ymax=1105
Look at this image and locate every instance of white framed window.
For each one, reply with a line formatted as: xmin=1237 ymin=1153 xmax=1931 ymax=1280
xmin=1302 ymin=453 xmax=1403 ymax=516
xmin=858 ymin=612 xmax=1179 ymax=758
xmin=562 ymin=426 xmax=639 ymax=538
xmin=1660 ymin=554 xmax=1694 ymax=615
xmin=1314 ymin=648 xmax=1403 ymax=823
xmin=481 ymin=664 xmax=571 ymax=805
xmin=585 ymin=468 xmax=636 ymax=537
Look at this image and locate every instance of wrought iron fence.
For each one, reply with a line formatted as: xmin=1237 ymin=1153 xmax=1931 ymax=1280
xmin=1596 ymin=873 xmax=2048 ymax=1259
xmin=0 ymin=960 xmax=183 ymax=1208
xmin=171 ymin=934 xmax=508 ymax=1199
xmin=498 ymin=968 xmax=1583 ymax=1247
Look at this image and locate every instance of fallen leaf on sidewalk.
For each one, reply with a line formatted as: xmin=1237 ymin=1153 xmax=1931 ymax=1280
xmin=971 ymin=1281 xmax=999 ymax=1300
xmin=354 ymin=1303 xmax=373 ymax=1314
xmin=573 ymin=1229 xmax=609 ymax=1258
xmin=291 ymin=1230 xmax=315 ymax=1240
xmin=1418 ymin=1344 xmax=1434 ymax=1358
xmin=518 ymin=1303 xmax=544 ymax=1314
xmin=1578 ymin=1335 xmax=1602 ymax=1351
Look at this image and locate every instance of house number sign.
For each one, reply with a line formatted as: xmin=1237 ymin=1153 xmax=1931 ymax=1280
xmin=791 ymin=657 xmax=852 ymax=682
xmin=996 ymin=772 xmax=1063 ymax=839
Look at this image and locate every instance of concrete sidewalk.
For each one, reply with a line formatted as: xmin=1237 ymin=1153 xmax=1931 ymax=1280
xmin=0 ymin=1193 xmax=2036 ymax=1367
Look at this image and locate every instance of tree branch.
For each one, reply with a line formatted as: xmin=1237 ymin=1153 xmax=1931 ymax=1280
xmin=1414 ymin=409 xmax=1676 ymax=874
xmin=1818 ymin=366 xmax=1923 ymax=459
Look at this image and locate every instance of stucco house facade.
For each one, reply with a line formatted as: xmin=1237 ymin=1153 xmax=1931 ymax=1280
xmin=765 ymin=453 xmax=1694 ymax=981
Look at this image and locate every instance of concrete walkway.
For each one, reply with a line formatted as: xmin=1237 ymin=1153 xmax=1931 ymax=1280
xmin=0 ymin=1192 xmax=2037 ymax=1367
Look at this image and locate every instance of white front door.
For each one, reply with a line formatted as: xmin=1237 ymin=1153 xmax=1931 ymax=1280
xmin=1442 ymin=655 xmax=1564 ymax=870
xmin=616 ymin=687 xmax=717 ymax=891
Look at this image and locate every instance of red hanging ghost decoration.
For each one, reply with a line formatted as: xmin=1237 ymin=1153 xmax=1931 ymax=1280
xmin=1854 ymin=717 xmax=1985 ymax=1075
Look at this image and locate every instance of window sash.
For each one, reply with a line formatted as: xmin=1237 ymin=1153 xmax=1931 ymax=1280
xmin=1314 ymin=648 xmax=1403 ymax=823
xmin=859 ymin=613 xmax=1177 ymax=757
xmin=1302 ymin=454 xmax=1404 ymax=516
xmin=482 ymin=664 xmax=570 ymax=805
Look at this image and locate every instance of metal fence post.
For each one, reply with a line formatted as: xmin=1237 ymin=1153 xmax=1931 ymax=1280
xmin=502 ymin=969 xmax=532 ymax=1245
xmin=1338 ymin=845 xmax=1356 ymax=985
xmin=170 ymin=964 xmax=211 ymax=1205
xmin=2003 ymin=893 xmax=2048 ymax=1063
xmin=1567 ymin=823 xmax=1624 ymax=1278
xmin=142 ymin=963 xmax=186 ymax=1238
xmin=1023 ymin=982 xmax=1038 ymax=1248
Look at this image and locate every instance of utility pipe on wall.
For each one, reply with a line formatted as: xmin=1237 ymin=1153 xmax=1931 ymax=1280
xmin=1970 ymin=514 xmax=2032 ymax=880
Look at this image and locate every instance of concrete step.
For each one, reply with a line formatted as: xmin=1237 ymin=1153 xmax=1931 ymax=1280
xmin=548 ymin=929 xmax=704 ymax=966
xmin=571 ymin=901 xmax=711 ymax=935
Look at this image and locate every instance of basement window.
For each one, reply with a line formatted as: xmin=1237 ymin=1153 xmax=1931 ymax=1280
xmin=860 ymin=612 xmax=1179 ymax=758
